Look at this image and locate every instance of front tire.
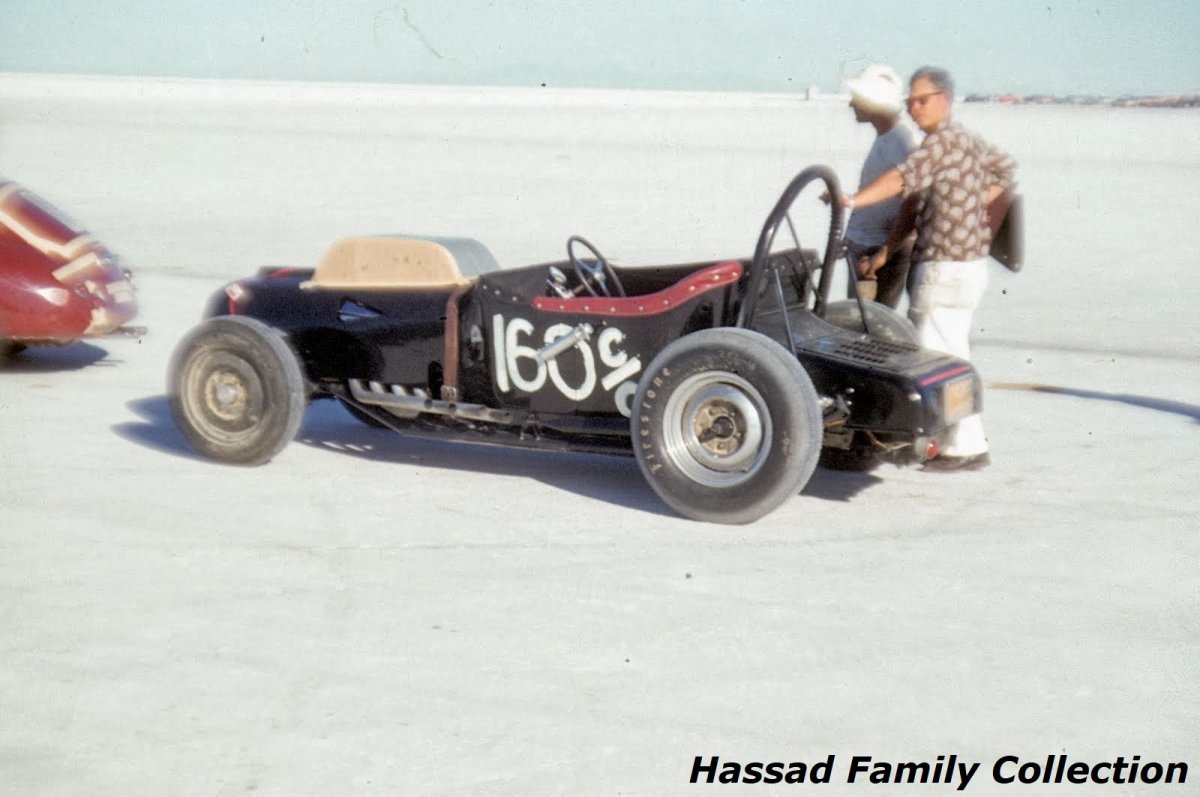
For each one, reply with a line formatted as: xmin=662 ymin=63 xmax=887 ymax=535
xmin=168 ymin=316 xmax=305 ymax=465
xmin=632 ymin=328 xmax=822 ymax=524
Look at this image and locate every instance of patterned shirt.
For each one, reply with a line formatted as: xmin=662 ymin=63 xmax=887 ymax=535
xmin=897 ymin=120 xmax=1017 ymax=263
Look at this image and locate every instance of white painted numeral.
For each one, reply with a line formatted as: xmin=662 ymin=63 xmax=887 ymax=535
xmin=544 ymin=323 xmax=596 ymax=401
xmin=492 ymin=313 xmax=641 ymax=414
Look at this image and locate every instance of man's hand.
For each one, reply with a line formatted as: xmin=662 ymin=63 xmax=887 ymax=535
xmin=820 ymin=190 xmax=855 ymax=210
xmin=858 ymin=247 xmax=888 ymax=279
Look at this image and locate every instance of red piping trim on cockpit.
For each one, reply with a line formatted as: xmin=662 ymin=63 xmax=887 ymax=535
xmin=531 ymin=260 xmax=742 ymax=317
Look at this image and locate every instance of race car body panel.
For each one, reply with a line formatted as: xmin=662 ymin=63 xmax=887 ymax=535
xmin=207 ymin=250 xmax=978 ymax=442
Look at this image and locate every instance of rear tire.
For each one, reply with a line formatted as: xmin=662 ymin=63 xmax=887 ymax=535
xmin=168 ymin=316 xmax=305 ymax=465
xmin=631 ymin=328 xmax=822 ymax=524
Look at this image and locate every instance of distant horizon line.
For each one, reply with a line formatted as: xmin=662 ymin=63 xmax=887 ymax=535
xmin=1 ymin=70 xmax=1195 ymax=105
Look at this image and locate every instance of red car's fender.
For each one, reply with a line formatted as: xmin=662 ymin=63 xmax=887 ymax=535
xmin=0 ymin=181 xmax=137 ymax=343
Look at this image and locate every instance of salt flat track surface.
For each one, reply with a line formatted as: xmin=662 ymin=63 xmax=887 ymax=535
xmin=1 ymin=77 xmax=1196 ymax=795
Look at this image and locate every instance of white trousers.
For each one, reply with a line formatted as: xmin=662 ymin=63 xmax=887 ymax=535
xmin=908 ymin=258 xmax=990 ymax=457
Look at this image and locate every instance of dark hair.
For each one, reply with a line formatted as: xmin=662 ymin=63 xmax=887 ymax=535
xmin=910 ymin=65 xmax=955 ymax=98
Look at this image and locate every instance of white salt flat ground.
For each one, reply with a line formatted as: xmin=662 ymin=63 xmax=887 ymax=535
xmin=1 ymin=75 xmax=1197 ymax=795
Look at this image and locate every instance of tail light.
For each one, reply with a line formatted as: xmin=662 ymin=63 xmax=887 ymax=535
xmin=225 ymin=282 xmax=248 ymax=314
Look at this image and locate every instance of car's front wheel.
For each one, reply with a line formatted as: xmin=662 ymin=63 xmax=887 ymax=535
xmin=631 ymin=328 xmax=822 ymax=524
xmin=168 ymin=316 xmax=306 ymax=465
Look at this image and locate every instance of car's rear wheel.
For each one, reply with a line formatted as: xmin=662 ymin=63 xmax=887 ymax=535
xmin=631 ymin=328 xmax=822 ymax=524
xmin=168 ymin=316 xmax=305 ymax=465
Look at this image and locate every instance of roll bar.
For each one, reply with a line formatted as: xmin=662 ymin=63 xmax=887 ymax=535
xmin=736 ymin=165 xmax=846 ymax=328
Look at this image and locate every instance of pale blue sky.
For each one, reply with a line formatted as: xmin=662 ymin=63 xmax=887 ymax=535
xmin=2 ymin=0 xmax=1197 ymax=96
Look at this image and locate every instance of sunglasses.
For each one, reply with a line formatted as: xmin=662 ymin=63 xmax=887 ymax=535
xmin=906 ymin=90 xmax=945 ymax=108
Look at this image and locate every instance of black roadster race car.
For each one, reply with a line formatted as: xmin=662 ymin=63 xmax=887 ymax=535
xmin=168 ymin=165 xmax=980 ymax=523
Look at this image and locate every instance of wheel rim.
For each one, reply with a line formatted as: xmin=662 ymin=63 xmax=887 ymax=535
xmin=662 ymin=371 xmax=771 ymax=488
xmin=205 ymin=370 xmax=249 ymax=421
xmin=181 ymin=348 xmax=267 ymax=443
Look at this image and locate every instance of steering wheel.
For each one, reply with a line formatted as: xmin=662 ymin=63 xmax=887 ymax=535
xmin=567 ymin=235 xmax=625 ymax=298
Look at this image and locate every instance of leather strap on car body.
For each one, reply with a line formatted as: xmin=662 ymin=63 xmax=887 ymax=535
xmin=440 ymin=282 xmax=474 ymax=402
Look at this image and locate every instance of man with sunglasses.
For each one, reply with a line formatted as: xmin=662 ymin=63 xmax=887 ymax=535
xmin=844 ymin=66 xmax=1017 ymax=472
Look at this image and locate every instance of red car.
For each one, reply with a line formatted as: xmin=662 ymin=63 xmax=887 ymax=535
xmin=0 ymin=180 xmax=139 ymax=357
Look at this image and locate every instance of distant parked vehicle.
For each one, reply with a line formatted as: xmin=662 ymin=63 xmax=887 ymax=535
xmin=0 ymin=180 xmax=140 ymax=359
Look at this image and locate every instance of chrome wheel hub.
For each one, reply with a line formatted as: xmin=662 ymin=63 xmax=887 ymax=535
xmin=205 ymin=370 xmax=248 ymax=421
xmin=663 ymin=372 xmax=771 ymax=487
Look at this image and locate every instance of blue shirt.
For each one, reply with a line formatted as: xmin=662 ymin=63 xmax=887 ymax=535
xmin=846 ymin=123 xmax=918 ymax=247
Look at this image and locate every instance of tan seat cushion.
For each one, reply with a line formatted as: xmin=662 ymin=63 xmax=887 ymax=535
xmin=306 ymin=237 xmax=473 ymax=290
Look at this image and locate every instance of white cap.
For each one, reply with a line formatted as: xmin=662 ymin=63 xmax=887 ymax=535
xmin=845 ymin=64 xmax=904 ymax=115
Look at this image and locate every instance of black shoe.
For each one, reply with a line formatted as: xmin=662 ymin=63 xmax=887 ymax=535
xmin=922 ymin=452 xmax=990 ymax=472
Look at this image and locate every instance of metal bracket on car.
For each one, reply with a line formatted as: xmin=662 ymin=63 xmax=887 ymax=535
xmin=349 ymin=379 xmax=514 ymax=424
xmin=821 ymin=394 xmax=852 ymax=428
xmin=864 ymin=429 xmax=912 ymax=453
xmin=822 ymin=425 xmax=855 ymax=450
xmin=537 ymin=323 xmax=593 ymax=364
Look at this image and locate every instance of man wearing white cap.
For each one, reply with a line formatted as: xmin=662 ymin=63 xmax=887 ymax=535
xmin=842 ymin=64 xmax=918 ymax=308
